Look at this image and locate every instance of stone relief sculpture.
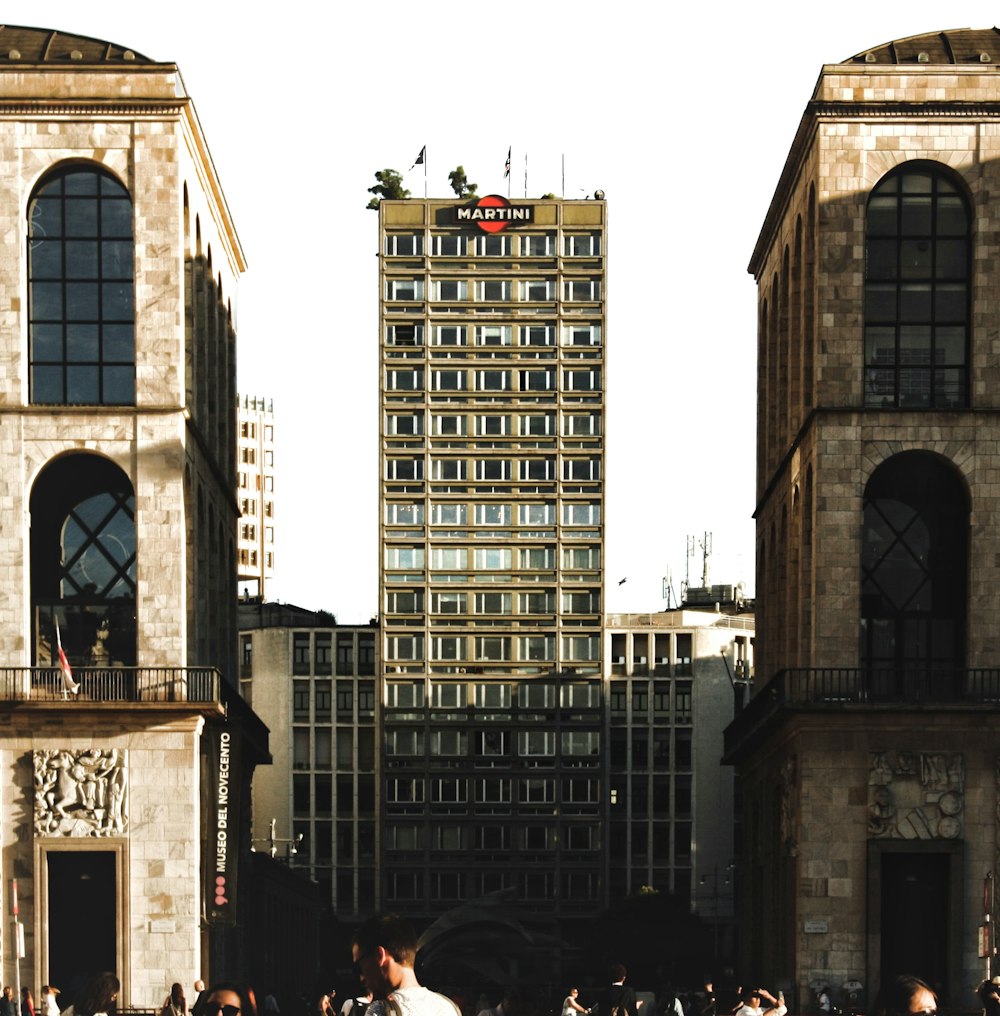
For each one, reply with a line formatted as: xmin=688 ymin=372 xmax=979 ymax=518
xmin=867 ymin=750 xmax=962 ymax=839
xmin=33 ymin=749 xmax=128 ymax=837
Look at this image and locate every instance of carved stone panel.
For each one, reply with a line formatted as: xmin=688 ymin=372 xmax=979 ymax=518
xmin=33 ymin=749 xmax=128 ymax=837
xmin=868 ymin=750 xmax=963 ymax=839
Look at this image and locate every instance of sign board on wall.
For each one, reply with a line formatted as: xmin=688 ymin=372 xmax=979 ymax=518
xmin=454 ymin=194 xmax=534 ymax=233
xmin=204 ymin=726 xmax=241 ymax=926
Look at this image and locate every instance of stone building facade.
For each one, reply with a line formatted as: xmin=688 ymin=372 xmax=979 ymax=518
xmin=727 ymin=27 xmax=1000 ymax=1009
xmin=0 ymin=25 xmax=263 ymax=1004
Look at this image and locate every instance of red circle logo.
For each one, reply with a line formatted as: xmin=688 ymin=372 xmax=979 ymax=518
xmin=474 ymin=194 xmax=511 ymax=234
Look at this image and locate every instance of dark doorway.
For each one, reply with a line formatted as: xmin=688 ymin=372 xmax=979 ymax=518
xmin=47 ymin=851 xmax=116 ymax=1004
xmin=880 ymin=851 xmax=949 ymax=991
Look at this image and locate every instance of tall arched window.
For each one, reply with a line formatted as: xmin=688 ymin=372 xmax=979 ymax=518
xmin=28 ymin=164 xmax=135 ymax=405
xmin=861 ymin=452 xmax=967 ymax=696
xmin=30 ymin=454 xmax=137 ymax=667
xmin=864 ymin=164 xmax=970 ymax=409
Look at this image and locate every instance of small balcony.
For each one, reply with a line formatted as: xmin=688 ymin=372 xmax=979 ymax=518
xmin=0 ymin=666 xmax=220 ymax=704
xmin=723 ymin=666 xmax=1000 ymax=761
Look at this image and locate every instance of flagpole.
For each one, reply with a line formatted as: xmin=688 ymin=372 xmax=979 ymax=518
xmin=508 ymin=145 xmax=511 ymax=198
xmin=562 ymin=153 xmax=565 ymax=198
xmin=524 ymin=154 xmax=527 ymax=199
xmin=424 ymin=148 xmax=427 ymax=199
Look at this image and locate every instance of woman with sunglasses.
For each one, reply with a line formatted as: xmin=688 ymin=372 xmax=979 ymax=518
xmin=201 ymin=984 xmax=256 ymax=1016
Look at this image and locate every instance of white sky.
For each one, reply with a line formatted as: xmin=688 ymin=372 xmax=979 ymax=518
xmin=12 ymin=1 xmax=1000 ymax=621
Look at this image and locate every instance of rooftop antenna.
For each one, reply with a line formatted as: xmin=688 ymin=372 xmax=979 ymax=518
xmin=682 ymin=535 xmax=694 ymax=602
xmin=700 ymin=531 xmax=713 ymax=588
xmin=662 ymin=568 xmax=678 ymax=609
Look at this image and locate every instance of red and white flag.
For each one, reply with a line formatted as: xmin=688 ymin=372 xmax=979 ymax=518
xmin=55 ymin=620 xmax=79 ymax=695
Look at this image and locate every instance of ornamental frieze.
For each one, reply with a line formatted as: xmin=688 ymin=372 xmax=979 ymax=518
xmin=33 ymin=749 xmax=128 ymax=837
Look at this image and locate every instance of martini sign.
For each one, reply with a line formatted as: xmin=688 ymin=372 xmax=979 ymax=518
xmin=455 ymin=194 xmax=534 ymax=233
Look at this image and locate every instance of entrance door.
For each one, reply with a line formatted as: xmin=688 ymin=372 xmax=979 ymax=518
xmin=880 ymin=851 xmax=949 ymax=991
xmin=47 ymin=851 xmax=116 ymax=1005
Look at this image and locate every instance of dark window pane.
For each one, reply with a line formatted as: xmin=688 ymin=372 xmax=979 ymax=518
xmin=66 ymin=324 xmax=99 ymax=362
xmin=103 ymin=241 xmax=133 ymax=278
xmin=30 ymin=282 xmax=63 ymax=321
xmin=66 ymin=365 xmax=100 ymax=403
xmin=103 ymin=366 xmax=134 ymax=404
xmin=64 ymin=199 xmax=98 ymax=234
xmin=899 ymin=284 xmax=931 ymax=322
xmin=29 ymin=198 xmax=61 ymax=238
xmin=66 ymin=282 xmax=99 ymax=319
xmin=31 ymin=366 xmax=62 ymax=403
xmin=936 ymin=239 xmax=966 ymax=279
xmin=935 ymin=284 xmax=967 ymax=322
xmin=104 ymin=325 xmax=134 ymax=362
xmin=101 ymin=199 xmax=132 ymax=235
xmin=864 ymin=285 xmax=896 ymax=323
xmin=899 ymin=195 xmax=932 ymax=235
xmin=32 ymin=325 xmax=62 ymax=362
xmin=65 ymin=172 xmax=98 ymax=195
xmin=866 ymin=239 xmax=897 ymax=280
xmin=936 ymin=196 xmax=967 ymax=235
xmin=103 ymin=282 xmax=133 ymax=318
xmin=31 ymin=240 xmax=62 ymax=278
xmin=64 ymin=241 xmax=98 ymax=278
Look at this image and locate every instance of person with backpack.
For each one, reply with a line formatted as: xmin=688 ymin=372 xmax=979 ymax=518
xmin=341 ymin=994 xmax=372 ymax=1016
xmin=602 ymin=966 xmax=638 ymax=1016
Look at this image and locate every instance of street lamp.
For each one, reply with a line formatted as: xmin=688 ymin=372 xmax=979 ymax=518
xmin=698 ymin=862 xmax=734 ymax=961
xmin=251 ymin=817 xmax=304 ymax=862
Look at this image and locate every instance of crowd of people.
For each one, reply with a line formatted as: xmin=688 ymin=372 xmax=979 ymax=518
xmin=29 ymin=921 xmax=954 ymax=1016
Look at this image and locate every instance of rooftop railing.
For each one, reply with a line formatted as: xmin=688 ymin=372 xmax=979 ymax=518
xmin=724 ymin=666 xmax=1000 ymax=759
xmin=0 ymin=666 xmax=220 ymax=703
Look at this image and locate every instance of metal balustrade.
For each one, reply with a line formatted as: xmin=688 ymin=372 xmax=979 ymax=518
xmin=724 ymin=667 xmax=1000 ymax=758
xmin=0 ymin=666 xmax=220 ymax=703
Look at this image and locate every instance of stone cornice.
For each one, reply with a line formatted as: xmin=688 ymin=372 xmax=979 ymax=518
xmin=0 ymin=98 xmax=186 ymax=117
xmin=748 ymin=99 xmax=1000 ymax=278
xmin=813 ymin=100 xmax=1000 ymax=119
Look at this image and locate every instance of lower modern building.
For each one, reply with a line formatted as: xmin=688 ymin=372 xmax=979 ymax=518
xmin=238 ymin=602 xmax=378 ymax=920
xmin=604 ymin=589 xmax=753 ymax=963
xmin=730 ymin=27 xmax=1000 ymax=1010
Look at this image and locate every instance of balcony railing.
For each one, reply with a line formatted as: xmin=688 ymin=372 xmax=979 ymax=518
xmin=724 ymin=666 xmax=1000 ymax=759
xmin=0 ymin=667 xmax=220 ymax=703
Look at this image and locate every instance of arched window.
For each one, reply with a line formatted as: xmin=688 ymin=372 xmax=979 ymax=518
xmin=864 ymin=164 xmax=970 ymax=409
xmin=861 ymin=452 xmax=967 ymax=696
xmin=28 ymin=165 xmax=135 ymax=405
xmin=30 ymin=454 xmax=137 ymax=667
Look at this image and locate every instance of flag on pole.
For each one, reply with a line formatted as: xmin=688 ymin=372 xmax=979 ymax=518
xmin=55 ymin=620 xmax=79 ymax=696
xmin=504 ymin=146 xmax=511 ymax=178
xmin=411 ymin=146 xmax=426 ymax=169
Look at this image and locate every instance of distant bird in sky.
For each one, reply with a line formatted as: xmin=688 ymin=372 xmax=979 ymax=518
xmin=618 ymin=577 xmax=627 ymax=586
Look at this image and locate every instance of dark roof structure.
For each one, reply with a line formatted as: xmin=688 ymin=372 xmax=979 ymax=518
xmin=0 ymin=25 xmax=153 ymax=64
xmin=846 ymin=27 xmax=1000 ymax=65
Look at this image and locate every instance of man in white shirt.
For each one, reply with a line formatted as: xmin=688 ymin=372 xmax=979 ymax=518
xmin=351 ymin=914 xmax=461 ymax=1016
xmin=734 ymin=989 xmax=785 ymax=1016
